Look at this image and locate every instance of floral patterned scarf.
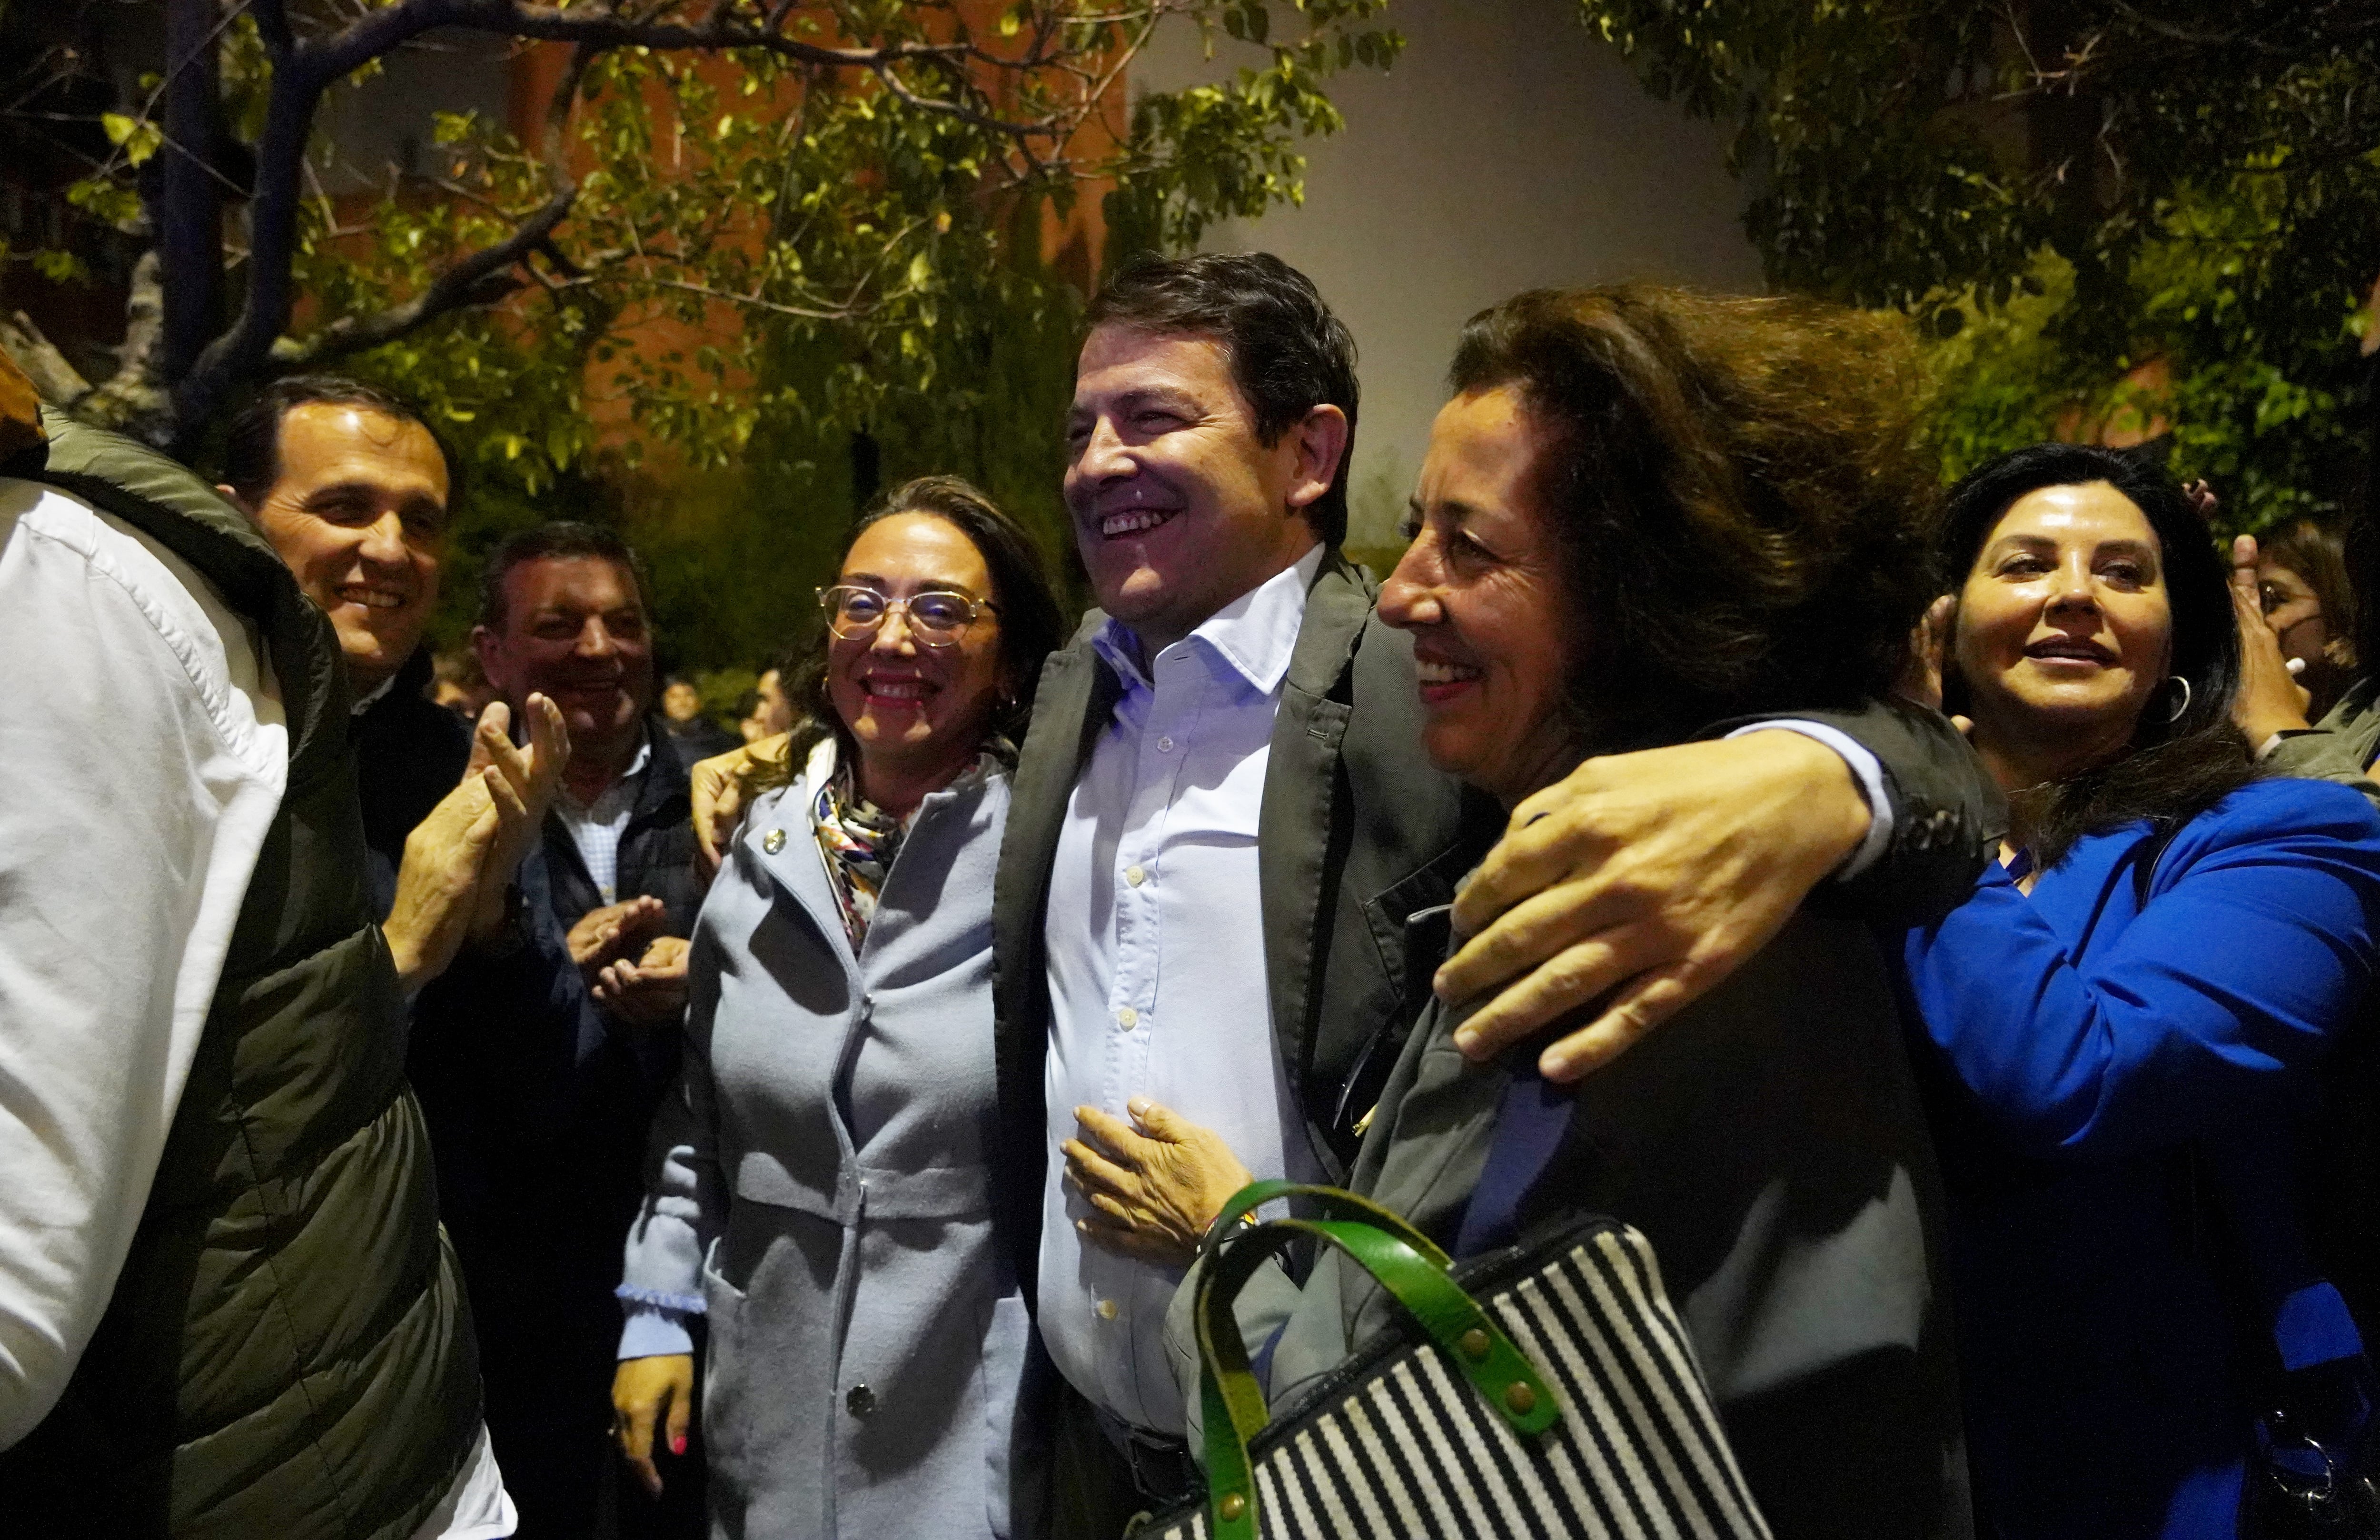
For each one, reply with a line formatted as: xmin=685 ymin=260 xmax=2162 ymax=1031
xmin=811 ymin=765 xmax=904 ymax=951
xmin=808 ymin=739 xmax=1013 ymax=951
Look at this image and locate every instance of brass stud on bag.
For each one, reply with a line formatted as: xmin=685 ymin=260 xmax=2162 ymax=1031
xmin=1219 ymin=1492 xmax=1248 ymax=1521
xmin=1458 ymin=1327 xmax=1490 ymax=1362
xmin=1504 ymin=1381 xmax=1537 ymax=1417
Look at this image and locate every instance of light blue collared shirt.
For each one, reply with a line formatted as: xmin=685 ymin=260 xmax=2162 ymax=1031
xmin=1039 ymin=546 xmax=1330 ymax=1434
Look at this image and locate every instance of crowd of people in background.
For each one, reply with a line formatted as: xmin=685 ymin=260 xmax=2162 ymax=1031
xmin=6 ymin=246 xmax=2380 ymax=1540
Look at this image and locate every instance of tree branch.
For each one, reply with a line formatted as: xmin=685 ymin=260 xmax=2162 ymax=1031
xmin=304 ymin=0 xmax=972 ymax=91
xmin=277 ymin=43 xmax=599 ymax=368
xmin=0 ymin=311 xmax=96 ymax=407
xmin=276 ymin=189 xmax=572 ymax=366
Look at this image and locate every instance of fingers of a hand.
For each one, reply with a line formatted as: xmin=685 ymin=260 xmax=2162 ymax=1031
xmin=575 ymin=922 xmax=620 ymax=966
xmin=639 ymin=936 xmax=691 ymax=973
xmin=1437 ymin=877 xmax=1627 ymax=1006
xmin=528 ymin=694 xmax=570 ymax=784
xmin=466 ymin=701 xmax=513 ymax=775
xmin=664 ymin=1374 xmax=693 ymax=1457
xmin=1535 ymin=963 xmax=1701 ymax=1082
xmin=1061 ymin=1137 xmax=1139 ymax=1198
xmin=482 ymin=765 xmax=530 ymax=826
xmin=617 ymin=1391 xmax=659 ymax=1492
xmin=1083 ymin=1188 xmax=1150 ymax=1229
xmin=1124 ymin=1097 xmax=1187 ymax=1142
xmin=1448 ymin=806 xmax=1583 ymax=936
xmin=1071 ymin=1103 xmax=1146 ymax=1159
xmin=1449 ymin=929 xmax=1647 ymax=1061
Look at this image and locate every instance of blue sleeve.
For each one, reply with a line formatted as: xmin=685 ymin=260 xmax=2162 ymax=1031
xmin=1902 ymin=779 xmax=2380 ymax=1161
xmin=617 ymin=864 xmax=737 ymax=1361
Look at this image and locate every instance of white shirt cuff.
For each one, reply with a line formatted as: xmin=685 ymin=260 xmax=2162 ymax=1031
xmin=1726 ymin=721 xmax=1894 ymax=880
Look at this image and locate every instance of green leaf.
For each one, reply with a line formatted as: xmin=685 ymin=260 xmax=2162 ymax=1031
xmin=100 ymin=112 xmax=163 ymax=167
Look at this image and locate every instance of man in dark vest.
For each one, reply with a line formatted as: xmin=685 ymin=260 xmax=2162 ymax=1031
xmin=0 ymin=359 xmax=552 ymax=1533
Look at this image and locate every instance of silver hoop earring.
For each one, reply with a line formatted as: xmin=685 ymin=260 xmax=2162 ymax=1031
xmin=2165 ymin=676 xmax=2192 ymax=723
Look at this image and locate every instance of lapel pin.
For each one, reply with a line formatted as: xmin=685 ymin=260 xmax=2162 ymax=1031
xmin=763 ymin=828 xmax=787 ymax=854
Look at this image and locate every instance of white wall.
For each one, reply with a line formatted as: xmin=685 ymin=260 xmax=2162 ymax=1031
xmin=1134 ymin=0 xmax=1762 ymax=548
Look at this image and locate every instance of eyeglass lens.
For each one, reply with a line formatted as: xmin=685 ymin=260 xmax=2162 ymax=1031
xmin=827 ymin=587 xmax=977 ymax=640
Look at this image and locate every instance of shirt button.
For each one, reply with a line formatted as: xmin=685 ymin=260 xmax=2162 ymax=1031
xmin=1117 ymin=1007 xmax=1139 ymax=1029
xmin=1157 ymin=735 xmax=1176 ymax=753
xmin=1125 ymin=864 xmax=1147 ymax=887
xmin=846 ymin=1383 xmax=875 ymax=1417
xmin=763 ymin=828 xmax=786 ymax=854
xmin=1097 ymin=1299 xmax=1119 ymax=1321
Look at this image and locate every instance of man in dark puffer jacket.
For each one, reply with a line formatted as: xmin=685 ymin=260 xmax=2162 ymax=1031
xmin=0 ymin=362 xmax=543 ymax=1538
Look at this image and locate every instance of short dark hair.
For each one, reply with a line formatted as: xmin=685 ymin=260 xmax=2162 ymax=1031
xmin=1446 ymin=285 xmax=1940 ymax=750
xmin=476 ymin=521 xmax=654 ymax=633
xmin=1087 ymin=251 xmax=1359 ymax=546
xmin=769 ymin=475 xmax=1067 ymax=785
xmin=221 ymin=374 xmax=464 ymax=514
xmin=1938 ymin=441 xmax=2250 ymax=871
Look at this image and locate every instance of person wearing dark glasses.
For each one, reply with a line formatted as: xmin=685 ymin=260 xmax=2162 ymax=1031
xmin=611 ymin=476 xmax=1066 ymax=1539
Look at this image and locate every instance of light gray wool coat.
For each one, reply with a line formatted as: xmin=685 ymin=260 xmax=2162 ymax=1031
xmin=620 ymin=741 xmax=1028 ymax=1539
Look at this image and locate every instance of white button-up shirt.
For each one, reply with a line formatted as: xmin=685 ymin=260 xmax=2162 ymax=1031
xmin=1039 ymin=547 xmax=1329 ymax=1434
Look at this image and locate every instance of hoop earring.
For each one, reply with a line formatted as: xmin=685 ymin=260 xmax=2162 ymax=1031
xmin=2164 ymin=676 xmax=2193 ymax=724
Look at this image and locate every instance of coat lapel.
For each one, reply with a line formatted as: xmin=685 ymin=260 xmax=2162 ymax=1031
xmin=1258 ymin=555 xmax=1378 ymax=1106
xmin=744 ymin=742 xmax=860 ymax=986
xmin=990 ymin=628 xmax=1125 ymax=1309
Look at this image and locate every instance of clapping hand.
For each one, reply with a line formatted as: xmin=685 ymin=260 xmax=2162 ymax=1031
xmin=460 ymin=695 xmax=570 ymax=939
xmin=384 ymin=694 xmax=569 ymax=993
xmin=592 ymin=934 xmax=692 ymax=1028
xmin=568 ymin=895 xmax=668 ymax=985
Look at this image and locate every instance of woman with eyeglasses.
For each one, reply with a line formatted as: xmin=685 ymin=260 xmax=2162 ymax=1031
xmin=608 ymin=477 xmax=1065 ymax=1539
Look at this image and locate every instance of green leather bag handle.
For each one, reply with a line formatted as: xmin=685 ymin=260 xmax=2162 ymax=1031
xmin=1191 ymin=1181 xmax=1560 ymax=1540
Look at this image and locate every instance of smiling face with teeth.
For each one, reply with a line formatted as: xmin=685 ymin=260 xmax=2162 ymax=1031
xmin=1063 ymin=326 xmax=1345 ymax=657
xmin=1378 ymin=386 xmax=1579 ymax=808
xmin=1953 ymin=480 xmax=2174 ymax=778
xmin=824 ymin=512 xmax=1006 ymax=814
xmin=234 ymin=402 xmax=448 ymax=693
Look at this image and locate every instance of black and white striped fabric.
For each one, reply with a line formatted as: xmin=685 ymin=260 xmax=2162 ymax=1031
xmin=1144 ymin=1221 xmax=1772 ymax=1540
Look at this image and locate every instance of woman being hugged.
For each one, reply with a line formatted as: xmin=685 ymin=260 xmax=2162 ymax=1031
xmin=1155 ymin=287 xmax=1980 ymax=1539
xmin=1905 ymin=444 xmax=2380 ymax=1538
xmin=610 ymin=477 xmax=1065 ymax=1539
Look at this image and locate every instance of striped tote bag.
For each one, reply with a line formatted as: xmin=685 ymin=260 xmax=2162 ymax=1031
xmin=1137 ymin=1182 xmax=1770 ymax=1540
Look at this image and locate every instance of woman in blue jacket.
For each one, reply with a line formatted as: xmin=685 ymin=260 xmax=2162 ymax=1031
xmin=1903 ymin=442 xmax=2380 ymax=1538
xmin=606 ymin=477 xmax=1065 ymax=1539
